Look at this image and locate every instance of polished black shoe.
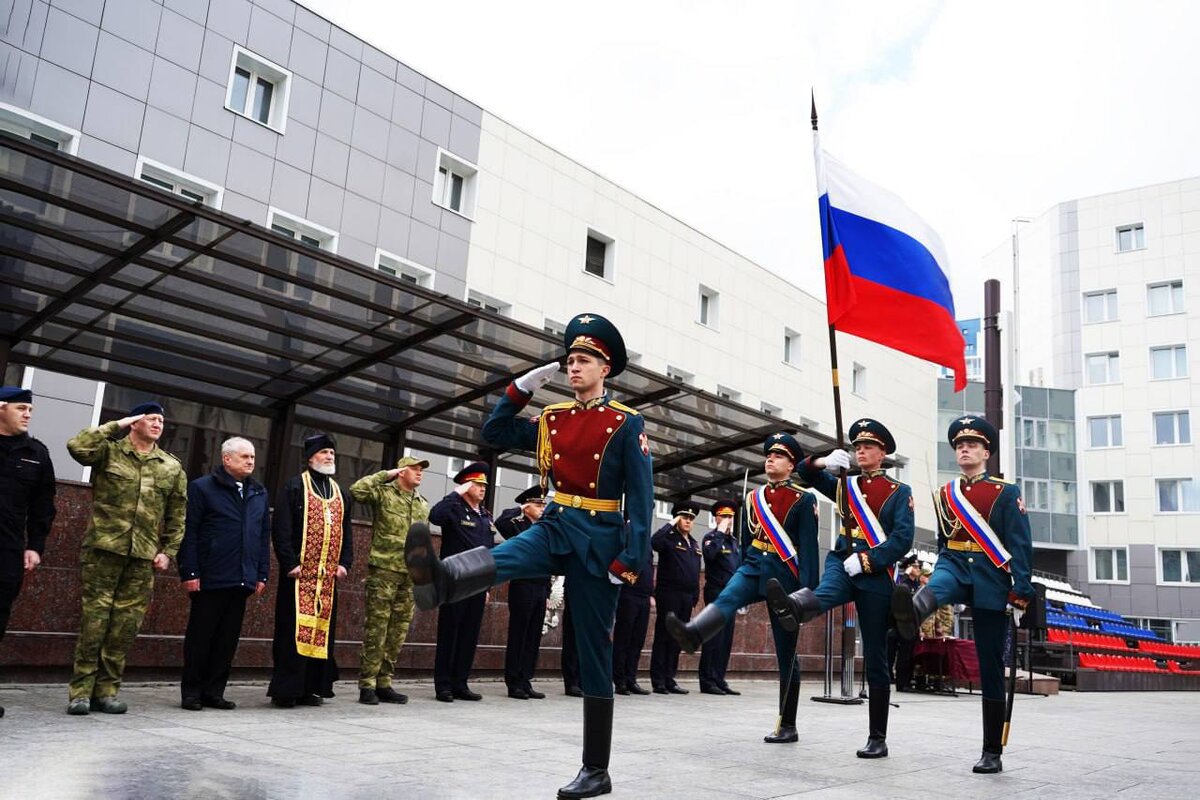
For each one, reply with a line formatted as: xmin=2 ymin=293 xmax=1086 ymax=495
xmin=375 ymin=686 xmax=408 ymax=704
xmin=699 ymin=685 xmax=727 ymax=695
xmin=181 ymin=697 xmax=203 ymax=711
xmin=297 ymin=695 xmax=324 ymax=707
xmin=763 ymin=725 xmax=799 ymax=744
xmin=973 ymin=697 xmax=1005 ymax=773
xmin=667 ymin=684 xmax=689 ymax=695
xmin=857 ymin=737 xmax=888 ymax=758
xmin=614 ymin=684 xmax=630 ymax=696
xmin=557 ymin=766 xmax=612 ymax=799
xmin=565 ymin=685 xmax=584 ymax=698
xmin=558 ymin=696 xmax=614 ymax=798
xmin=719 ymin=685 xmax=740 ymax=696
xmin=626 ymin=682 xmax=650 ymax=696
xmin=651 ymin=686 xmax=669 ymax=695
xmin=973 ymin=750 xmax=1003 ymax=774
xmin=359 ymin=688 xmax=380 ymax=705
xmin=525 ymin=686 xmax=546 ymax=700
xmin=857 ymin=687 xmax=890 ymax=758
xmin=271 ymin=697 xmax=296 ymax=709
xmin=202 ymin=696 xmax=236 ymax=710
xmin=453 ymin=688 xmax=482 ymax=701
xmin=435 ymin=691 xmax=455 ymax=703
xmin=508 ymin=687 xmax=531 ymax=700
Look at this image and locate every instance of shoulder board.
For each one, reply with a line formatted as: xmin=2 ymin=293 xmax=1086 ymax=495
xmin=786 ymin=481 xmax=806 ymax=492
xmin=987 ymin=475 xmax=1015 ymax=485
xmin=607 ymin=400 xmax=640 ymax=416
xmin=161 ymin=450 xmax=181 ymax=464
xmin=542 ymin=401 xmax=575 ymax=412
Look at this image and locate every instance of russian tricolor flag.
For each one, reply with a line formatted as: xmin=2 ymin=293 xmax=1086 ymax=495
xmin=816 ymin=138 xmax=968 ymax=390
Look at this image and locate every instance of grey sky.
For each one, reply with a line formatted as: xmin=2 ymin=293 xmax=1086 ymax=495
xmin=301 ymin=0 xmax=1200 ymax=318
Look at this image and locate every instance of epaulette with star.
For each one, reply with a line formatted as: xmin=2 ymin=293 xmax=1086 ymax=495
xmin=987 ymin=475 xmax=1015 ymax=485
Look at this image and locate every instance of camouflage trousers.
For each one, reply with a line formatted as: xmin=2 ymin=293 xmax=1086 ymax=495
xmin=69 ymin=548 xmax=155 ymax=700
xmin=358 ymin=565 xmax=414 ymax=689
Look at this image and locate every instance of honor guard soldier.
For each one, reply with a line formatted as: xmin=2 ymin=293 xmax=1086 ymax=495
xmin=892 ymin=416 xmax=1033 ymax=774
xmin=611 ymin=530 xmax=653 ymax=695
xmin=649 ymin=499 xmax=701 ymax=694
xmin=766 ymin=418 xmax=914 ymax=758
xmin=666 ymin=432 xmax=819 ymax=745
xmin=495 ymin=486 xmax=550 ymax=700
xmin=698 ymin=498 xmax=741 ymax=696
xmin=406 ymin=312 xmax=653 ymax=800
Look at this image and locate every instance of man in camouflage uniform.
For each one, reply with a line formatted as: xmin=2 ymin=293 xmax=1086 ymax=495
xmin=65 ymin=401 xmax=186 ymax=715
xmin=349 ymin=454 xmax=430 ymax=705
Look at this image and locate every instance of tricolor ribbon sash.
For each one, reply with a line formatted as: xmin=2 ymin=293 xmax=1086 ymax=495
xmin=751 ymin=486 xmax=799 ymax=578
xmin=845 ymin=476 xmax=888 ymax=548
xmin=944 ymin=479 xmax=1011 ymax=570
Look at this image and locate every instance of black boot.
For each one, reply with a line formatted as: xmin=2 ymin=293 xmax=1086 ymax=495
xmin=973 ymin=698 xmax=1005 ymax=774
xmin=558 ymin=696 xmax=614 ymax=799
xmin=766 ymin=580 xmax=823 ymax=633
xmin=891 ymin=585 xmax=938 ymax=641
xmin=406 ymin=523 xmax=496 ymax=610
xmin=763 ymin=679 xmax=800 ymax=743
xmin=665 ymin=604 xmax=727 ymax=655
xmin=856 ymin=686 xmax=889 ymax=758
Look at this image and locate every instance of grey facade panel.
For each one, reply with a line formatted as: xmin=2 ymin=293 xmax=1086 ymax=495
xmin=139 ymin=106 xmax=191 ymax=166
xmin=391 ymin=83 xmax=422 ymax=135
xmin=155 ymin=8 xmax=205 ymax=73
xmin=148 ymin=56 xmax=199 ymax=120
xmin=419 ymin=99 xmax=450 ymax=147
xmin=345 ymin=148 xmax=384 ymax=203
xmin=2 ymin=0 xmax=48 ymax=53
xmin=322 ymin=45 xmax=359 ymax=101
xmin=29 ymin=59 xmax=89 ymax=128
xmin=83 ymin=82 xmax=146 ymax=151
xmin=449 ymin=115 xmax=481 ymax=163
xmin=452 ymin=95 xmax=482 ymax=128
xmin=335 ymin=234 xmax=373 ymax=267
xmin=423 ymin=80 xmax=453 ymax=112
xmin=76 ymin=134 xmax=135 ymax=173
xmin=292 ymin=3 xmax=329 ymax=41
xmin=268 ymin=160 xmax=310 ymax=214
xmin=274 ymin=118 xmax=314 ymax=171
xmin=305 ymin=175 xmax=343 ymax=231
xmin=231 ymin=114 xmax=278 ymax=157
xmin=93 ymin=30 xmax=155 ymax=101
xmin=316 ymin=87 xmax=353 ymax=142
xmin=246 ymin=4 xmax=291 ymax=66
xmin=183 ymin=122 xmax=232 ymax=185
xmin=101 ymin=0 xmax=161 ymax=52
xmin=360 ymin=43 xmax=396 ymax=82
xmin=287 ymin=27 xmax=326 ymax=82
xmin=164 ymin=0 xmax=210 ymax=26
xmin=339 ymin=194 xmax=379 ymax=248
xmin=356 ymin=65 xmax=393 ymax=120
xmin=310 ymin=131 xmax=349 ymax=185
xmin=440 ymin=209 xmax=471 ymax=242
xmin=40 ymin=6 xmax=99 ymax=77
xmin=50 ymin=0 xmax=102 ymax=26
xmin=349 ymin=106 xmax=388 ymax=161
xmin=190 ymin=76 xmax=235 ymax=138
xmin=0 ymin=45 xmax=37 ymax=106
xmin=285 ymin=73 xmax=320 ymax=128
xmin=394 ymin=60 xmax=423 ymax=94
xmin=225 ymin=141 xmax=274 ymax=203
xmin=381 ymin=166 xmax=414 ymax=215
xmin=326 ymin=23 xmax=361 ymax=61
xmin=220 ymin=188 xmax=266 ymax=224
xmin=251 ymin=0 xmax=296 ymax=24
xmin=435 ymin=229 xmax=468 ymax=272
xmin=407 ymin=219 xmax=438 ymax=267
xmin=386 ymin=123 xmax=419 ymax=175
xmin=197 ymin=30 xmax=234 ymax=85
xmin=409 ymin=179 xmax=441 ymax=230
xmin=376 ymin=207 xmax=411 ymax=256
xmin=415 ymin=139 xmax=438 ymax=182
xmin=206 ymin=0 xmax=251 ymax=44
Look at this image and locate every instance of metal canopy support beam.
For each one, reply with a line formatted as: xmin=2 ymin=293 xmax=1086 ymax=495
xmin=265 ymin=402 xmax=297 ymax=501
xmin=381 ymin=428 xmax=406 ymax=470
xmin=386 ymin=373 xmax=515 ymax=434
xmin=651 ymin=426 xmax=782 ymax=474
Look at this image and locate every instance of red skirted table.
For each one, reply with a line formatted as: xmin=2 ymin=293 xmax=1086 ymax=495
xmin=913 ymin=638 xmax=980 ymax=692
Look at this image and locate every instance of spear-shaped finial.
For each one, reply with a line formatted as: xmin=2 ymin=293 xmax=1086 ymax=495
xmin=811 ymin=90 xmax=819 ymax=132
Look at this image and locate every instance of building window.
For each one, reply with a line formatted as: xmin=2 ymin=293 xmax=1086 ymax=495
xmin=1087 ymin=415 xmax=1122 ymax=448
xmin=263 ymin=208 xmax=336 ymax=302
xmin=1092 ymin=548 xmax=1128 ymax=583
xmin=226 ymin=46 xmax=291 ymax=132
xmin=466 ymin=290 xmax=510 ymax=316
xmin=654 ymin=499 xmax=673 ymax=520
xmin=1051 ymin=481 xmax=1077 ymax=514
xmin=584 ymin=230 xmax=615 ymax=281
xmin=666 ymin=366 xmax=693 ymax=385
xmin=716 ymin=385 xmax=739 ymax=402
xmin=0 ymin=102 xmax=81 ymax=153
xmin=761 ymin=402 xmax=782 ymax=417
xmin=852 ymin=363 xmax=867 ymax=397
xmin=1047 ymin=420 xmax=1074 ymax=452
xmin=697 ymin=285 xmax=719 ymax=329
xmin=799 ymin=415 xmax=821 ymax=432
xmin=1147 ymin=280 xmax=1184 ymax=316
xmin=1081 ymin=289 xmax=1118 ymax=323
xmin=376 ymin=249 xmax=435 ymax=289
xmin=135 ymin=157 xmax=223 ymax=208
xmin=1153 ymin=411 xmax=1190 ymax=446
xmin=1090 ymin=480 xmax=1125 ymax=514
xmin=446 ymin=456 xmax=465 ymax=478
xmin=1115 ymin=223 xmax=1145 ymax=252
xmin=1084 ymin=352 xmax=1120 ymax=385
xmin=1020 ymin=419 xmax=1047 ymax=449
xmin=1161 ymin=549 xmax=1200 ymax=584
xmin=783 ymin=329 xmax=801 ymax=366
xmin=1156 ymin=479 xmax=1200 ymax=513
xmin=543 ymin=318 xmax=566 ymax=337
xmin=433 ymin=148 xmax=478 ymax=218
xmin=1020 ymin=478 xmax=1049 ymax=511
xmin=1149 ymin=345 xmax=1187 ymax=380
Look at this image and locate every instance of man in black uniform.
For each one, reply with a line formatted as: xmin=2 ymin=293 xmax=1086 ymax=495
xmin=0 ymin=386 xmax=57 ymax=719
xmin=612 ymin=531 xmax=653 ymax=695
xmin=650 ymin=500 xmax=701 ymax=694
xmin=699 ymin=498 xmax=741 ymax=695
xmin=428 ymin=461 xmax=496 ymax=702
xmin=891 ymin=554 xmax=922 ymax=691
xmin=495 ymin=486 xmax=549 ymax=700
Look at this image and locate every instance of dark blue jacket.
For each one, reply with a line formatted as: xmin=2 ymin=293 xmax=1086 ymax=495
xmin=178 ymin=466 xmax=271 ymax=592
xmin=701 ymin=528 xmax=740 ymax=598
xmin=430 ymin=491 xmax=495 ymax=556
xmin=651 ymin=523 xmax=701 ymax=603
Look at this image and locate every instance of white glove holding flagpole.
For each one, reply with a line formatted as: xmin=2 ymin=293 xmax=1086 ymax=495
xmin=823 ymin=449 xmax=852 ymax=472
xmin=515 ymin=362 xmax=559 ymax=395
xmin=1007 ymin=603 xmax=1024 ymax=628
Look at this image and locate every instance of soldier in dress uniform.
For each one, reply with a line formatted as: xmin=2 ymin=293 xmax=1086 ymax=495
xmin=666 ymin=433 xmax=819 ymax=745
xmin=611 ymin=530 xmax=653 ymax=696
xmin=649 ymin=499 xmax=701 ymax=694
xmin=698 ymin=498 xmax=741 ymax=696
xmin=405 ymin=313 xmax=653 ymax=800
xmin=892 ymin=416 xmax=1033 ymax=774
xmin=428 ymin=461 xmax=496 ymax=702
xmin=765 ymin=418 xmax=914 ymax=758
xmin=65 ymin=401 xmax=186 ymax=716
xmin=495 ymin=486 xmax=550 ymax=700
xmin=349 ymin=454 xmax=431 ymax=706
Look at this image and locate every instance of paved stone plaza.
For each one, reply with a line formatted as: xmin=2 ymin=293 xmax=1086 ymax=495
xmin=0 ymin=679 xmax=1195 ymax=799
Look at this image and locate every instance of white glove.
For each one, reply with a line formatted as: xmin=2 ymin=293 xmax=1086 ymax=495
xmin=824 ymin=449 xmax=852 ymax=471
xmin=715 ymin=517 xmax=733 ymax=534
xmin=608 ymin=572 xmax=624 ymax=585
xmin=547 ymin=576 xmax=565 ymax=610
xmin=843 ymin=553 xmax=864 ymax=577
xmin=454 ymin=482 xmax=473 ymax=497
xmin=1007 ymin=603 xmax=1024 ymax=628
xmin=515 ymin=362 xmax=560 ymax=394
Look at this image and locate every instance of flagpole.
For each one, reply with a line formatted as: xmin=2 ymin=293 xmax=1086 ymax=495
xmin=811 ymin=93 xmax=862 ymax=706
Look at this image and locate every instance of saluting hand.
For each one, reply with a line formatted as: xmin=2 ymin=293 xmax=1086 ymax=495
xmin=515 ymin=362 xmax=560 ymax=395
xmin=115 ymin=413 xmax=146 ymax=429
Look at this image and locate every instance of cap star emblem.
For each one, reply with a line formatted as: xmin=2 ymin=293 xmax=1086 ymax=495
xmin=577 ymin=315 xmax=595 ymax=325
xmin=773 ymin=433 xmax=784 ymax=440
xmin=857 ymin=420 xmax=870 ymax=428
xmin=960 ymin=417 xmax=974 ymax=424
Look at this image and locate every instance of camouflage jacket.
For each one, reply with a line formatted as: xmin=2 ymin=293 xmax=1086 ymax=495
xmin=348 ymin=471 xmax=430 ymax=573
xmin=67 ymin=421 xmax=187 ymax=561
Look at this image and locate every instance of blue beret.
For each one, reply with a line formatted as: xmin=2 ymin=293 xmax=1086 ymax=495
xmin=0 ymin=386 xmax=32 ymax=403
xmin=128 ymin=401 xmax=164 ymax=416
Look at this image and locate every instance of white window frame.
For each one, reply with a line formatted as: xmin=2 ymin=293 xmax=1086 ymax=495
xmin=0 ymin=102 xmax=81 ymax=154
xmin=654 ymin=499 xmax=673 ymax=520
xmin=851 ymin=362 xmax=867 ymax=398
xmin=262 ymin=208 xmax=337 ymax=306
xmin=1149 ymin=344 xmax=1188 ymax=381
xmin=1158 ymin=547 xmax=1200 ymax=585
xmin=1084 ymin=351 xmax=1120 ymax=385
xmin=1090 ymin=547 xmax=1129 ymax=585
xmin=225 ymin=46 xmax=291 ymax=133
xmin=135 ymin=156 xmax=224 ymax=208
xmin=446 ymin=456 xmax=465 ymax=479
xmin=432 ymin=147 xmax=478 ymax=220
xmin=1115 ymin=223 xmax=1145 ymax=253
xmin=583 ymin=228 xmax=615 ymax=283
xmin=465 ymin=289 xmax=510 ymax=316
xmin=783 ymin=328 xmax=801 ymax=368
xmin=1090 ymin=479 xmax=1126 ymax=515
xmin=1081 ymin=288 xmax=1118 ymax=324
xmin=715 ymin=384 xmax=740 ymax=402
xmin=1020 ymin=478 xmax=1050 ymax=512
xmin=1086 ymin=414 xmax=1123 ymax=449
xmin=543 ymin=318 xmax=566 ymax=337
xmin=1147 ymin=279 xmax=1184 ymax=317
xmin=697 ymin=284 xmax=720 ymax=329
xmin=1155 ymin=478 xmax=1200 ymax=514
xmin=799 ymin=415 xmax=821 ymax=432
xmin=375 ymin=248 xmax=435 ymax=289
xmin=1152 ymin=410 xmax=1191 ymax=447
xmin=761 ymin=401 xmax=782 ymax=417
xmin=1020 ymin=418 xmax=1047 ymax=450
xmin=666 ymin=365 xmax=694 ymax=385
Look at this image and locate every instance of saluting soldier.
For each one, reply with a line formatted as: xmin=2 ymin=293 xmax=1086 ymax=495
xmin=65 ymin=401 xmax=186 ymax=715
xmin=406 ymin=313 xmax=653 ymax=800
xmin=666 ymin=433 xmax=819 ymax=745
xmin=892 ymin=416 xmax=1033 ymax=774
xmin=650 ymin=499 xmax=701 ymax=694
xmin=495 ymin=486 xmax=550 ymax=700
xmin=698 ymin=498 xmax=741 ymax=696
xmin=428 ymin=461 xmax=496 ymax=703
xmin=349 ymin=454 xmax=431 ymax=706
xmin=766 ymin=419 xmax=914 ymax=758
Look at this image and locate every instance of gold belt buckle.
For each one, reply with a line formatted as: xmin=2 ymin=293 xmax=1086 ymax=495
xmin=571 ymin=495 xmax=583 ymax=509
